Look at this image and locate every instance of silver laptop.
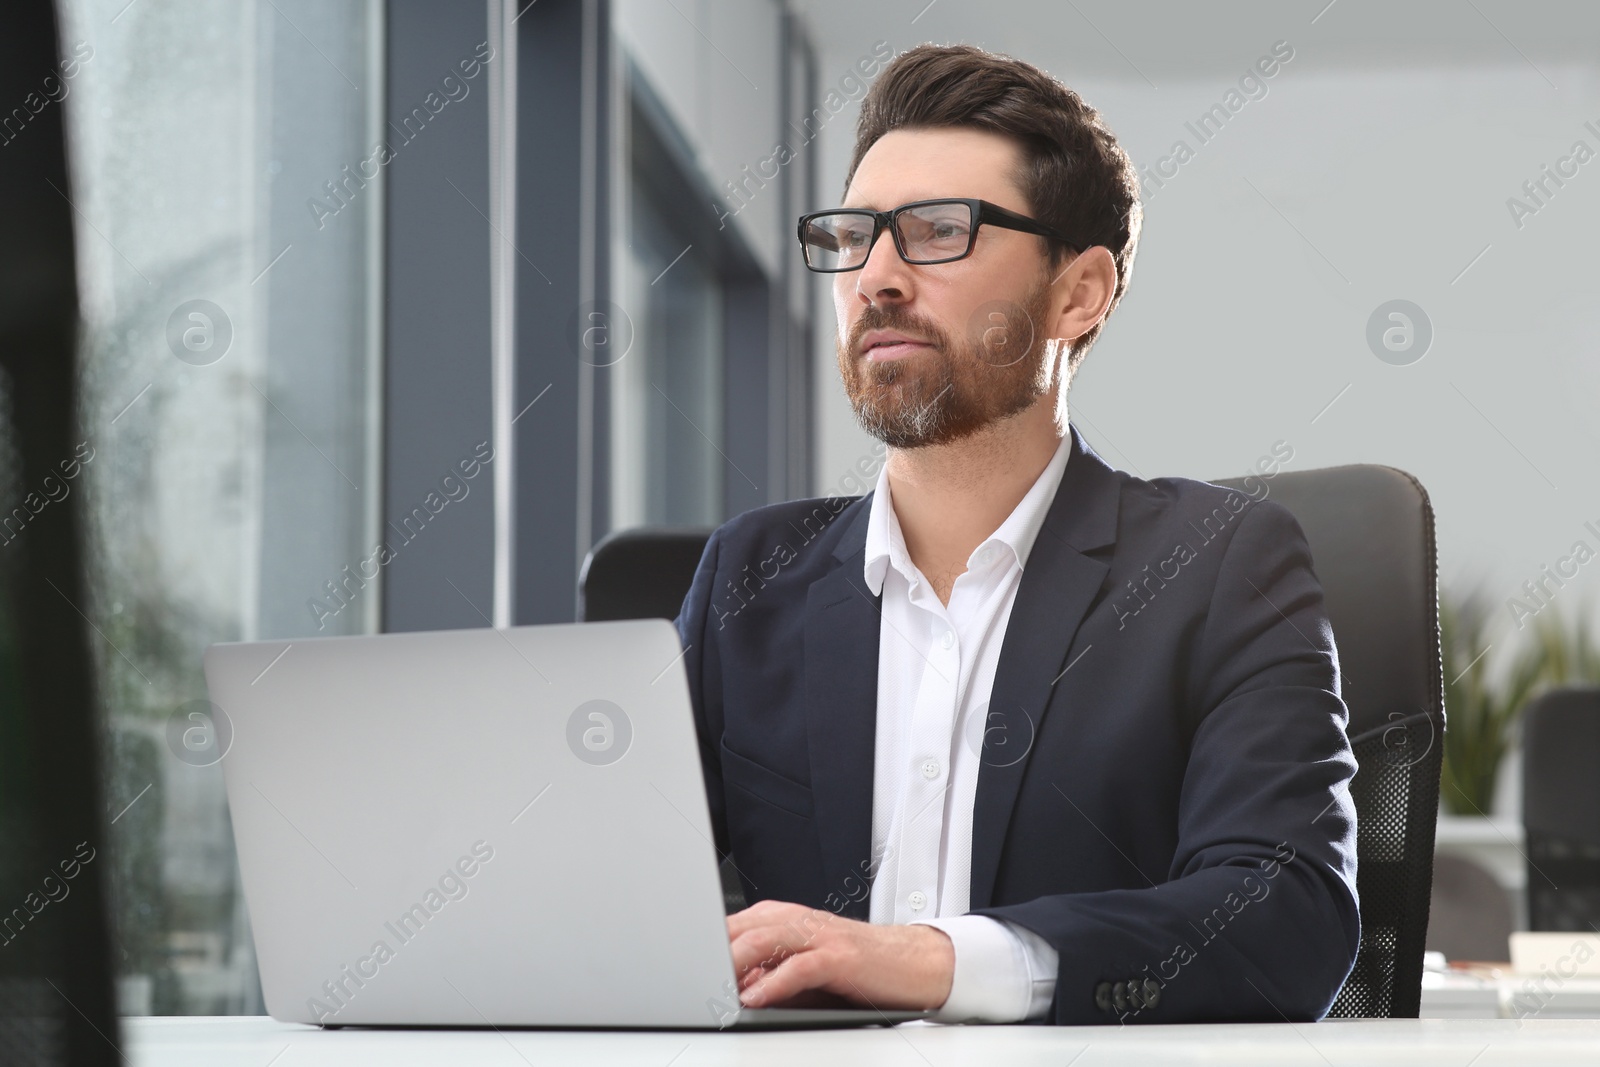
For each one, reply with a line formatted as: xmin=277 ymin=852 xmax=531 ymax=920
xmin=204 ymin=618 xmax=927 ymax=1029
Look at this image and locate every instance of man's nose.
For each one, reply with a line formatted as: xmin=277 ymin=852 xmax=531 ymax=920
xmin=854 ymin=223 xmax=912 ymax=303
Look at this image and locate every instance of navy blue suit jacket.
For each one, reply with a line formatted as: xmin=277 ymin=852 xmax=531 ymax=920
xmin=673 ymin=424 xmax=1360 ymax=1025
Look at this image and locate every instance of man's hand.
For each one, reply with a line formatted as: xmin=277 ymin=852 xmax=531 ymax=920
xmin=726 ymin=899 xmax=955 ymax=1011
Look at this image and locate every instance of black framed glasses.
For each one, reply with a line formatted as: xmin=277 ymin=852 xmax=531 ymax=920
xmin=796 ymin=197 xmax=1074 ymax=273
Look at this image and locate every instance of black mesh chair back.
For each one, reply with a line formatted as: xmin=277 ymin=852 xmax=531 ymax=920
xmin=581 ymin=462 xmax=1446 ymax=1017
xmin=1213 ymin=465 xmax=1444 ymax=1018
xmin=578 ymin=527 xmax=715 ymax=622
xmin=1521 ymin=687 xmax=1600 ymax=931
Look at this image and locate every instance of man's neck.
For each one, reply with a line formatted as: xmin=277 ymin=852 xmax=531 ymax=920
xmin=884 ymin=400 xmax=1064 ymax=605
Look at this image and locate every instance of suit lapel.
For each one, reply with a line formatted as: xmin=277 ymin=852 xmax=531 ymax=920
xmin=803 ymin=498 xmax=880 ymax=920
xmin=968 ymin=423 xmax=1121 ymax=910
xmin=800 ymin=424 xmax=1123 ymax=919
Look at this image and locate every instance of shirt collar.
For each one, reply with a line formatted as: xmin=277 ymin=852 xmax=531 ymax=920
xmin=863 ymin=430 xmax=1073 ymax=597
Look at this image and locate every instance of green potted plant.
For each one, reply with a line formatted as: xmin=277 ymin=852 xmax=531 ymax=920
xmin=1439 ymin=589 xmax=1600 ymax=815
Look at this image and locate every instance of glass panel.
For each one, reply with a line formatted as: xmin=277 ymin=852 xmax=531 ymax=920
xmin=58 ymin=0 xmax=383 ymax=1015
xmin=611 ymin=133 xmax=725 ymax=529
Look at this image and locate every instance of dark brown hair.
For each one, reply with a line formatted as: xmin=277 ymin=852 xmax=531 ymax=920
xmin=845 ymin=43 xmax=1142 ymax=364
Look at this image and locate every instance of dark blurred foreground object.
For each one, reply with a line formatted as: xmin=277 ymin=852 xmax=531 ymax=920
xmin=0 ymin=1 xmax=119 ymax=1065
xmin=579 ymin=462 xmax=1446 ymax=1017
xmin=1522 ymin=687 xmax=1600 ymax=931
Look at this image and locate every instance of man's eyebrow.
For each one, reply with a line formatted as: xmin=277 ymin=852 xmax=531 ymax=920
xmin=840 ymin=197 xmax=956 ymax=210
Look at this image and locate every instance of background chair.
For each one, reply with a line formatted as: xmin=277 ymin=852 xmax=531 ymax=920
xmin=1521 ymin=686 xmax=1600 ymax=931
xmin=579 ymin=462 xmax=1446 ymax=1018
xmin=578 ymin=527 xmax=715 ymax=623
xmin=578 ymin=525 xmax=728 ymax=908
xmin=1425 ymin=854 xmax=1515 ymax=963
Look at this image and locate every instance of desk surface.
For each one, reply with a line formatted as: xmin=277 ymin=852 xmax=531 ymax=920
xmin=127 ymin=1015 xmax=1600 ymax=1066
xmin=1422 ymin=971 xmax=1600 ymax=1018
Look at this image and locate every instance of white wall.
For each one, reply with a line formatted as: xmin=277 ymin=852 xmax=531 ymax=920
xmin=799 ymin=1 xmax=1600 ymax=668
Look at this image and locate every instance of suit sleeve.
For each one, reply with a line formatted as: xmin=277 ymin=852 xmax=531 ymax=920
xmin=674 ymin=525 xmax=730 ymax=863
xmin=968 ymin=497 xmax=1361 ymax=1025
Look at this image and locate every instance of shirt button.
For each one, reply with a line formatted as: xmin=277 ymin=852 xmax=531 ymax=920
xmin=940 ymin=630 xmax=955 ymax=650
xmin=921 ymin=758 xmax=940 ymax=780
xmin=976 ymin=546 xmax=994 ymax=566
xmin=908 ymin=890 xmax=927 ymax=912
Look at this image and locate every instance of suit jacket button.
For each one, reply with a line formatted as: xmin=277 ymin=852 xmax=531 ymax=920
xmin=1111 ymin=981 xmax=1128 ymax=1013
xmin=1094 ymin=981 xmax=1112 ymax=1013
xmin=1143 ymin=979 xmax=1161 ymax=1009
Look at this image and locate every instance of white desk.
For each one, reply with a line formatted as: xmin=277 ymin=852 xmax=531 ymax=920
xmin=127 ymin=1015 xmax=1600 ymax=1066
xmin=1422 ymin=971 xmax=1600 ymax=1018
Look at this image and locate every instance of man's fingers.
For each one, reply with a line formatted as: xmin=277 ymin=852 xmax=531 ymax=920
xmin=742 ymin=947 xmax=832 ymax=1008
xmin=726 ymin=899 xmax=816 ymax=938
xmin=725 ymin=901 xmax=864 ymax=1007
xmin=729 ymin=925 xmax=806 ymax=978
xmin=736 ymin=963 xmax=767 ymax=991
xmin=729 ymin=909 xmax=840 ymax=971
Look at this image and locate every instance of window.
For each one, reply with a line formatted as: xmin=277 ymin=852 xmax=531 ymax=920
xmin=60 ymin=0 xmax=383 ymax=1015
xmin=610 ymin=94 xmax=728 ymax=528
xmin=606 ymin=55 xmax=790 ymax=533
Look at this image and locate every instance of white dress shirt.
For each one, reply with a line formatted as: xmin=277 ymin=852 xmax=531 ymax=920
xmin=863 ymin=431 xmax=1070 ymax=1024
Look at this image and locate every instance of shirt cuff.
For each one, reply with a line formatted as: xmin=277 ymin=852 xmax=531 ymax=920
xmin=910 ymin=915 xmax=1059 ymax=1023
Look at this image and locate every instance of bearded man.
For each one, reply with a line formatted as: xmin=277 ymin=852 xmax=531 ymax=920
xmin=673 ymin=42 xmax=1358 ymax=1026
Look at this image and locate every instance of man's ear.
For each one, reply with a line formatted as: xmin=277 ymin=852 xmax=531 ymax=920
xmin=1048 ymin=246 xmax=1117 ymax=345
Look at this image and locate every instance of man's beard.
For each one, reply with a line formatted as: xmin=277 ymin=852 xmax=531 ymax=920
xmin=837 ymin=272 xmax=1055 ymax=449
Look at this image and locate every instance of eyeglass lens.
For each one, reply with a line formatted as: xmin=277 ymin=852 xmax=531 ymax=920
xmin=803 ymin=201 xmax=974 ymax=270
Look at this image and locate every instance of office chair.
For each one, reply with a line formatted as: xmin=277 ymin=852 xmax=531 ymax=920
xmin=1211 ymin=464 xmax=1444 ymax=1018
xmin=578 ymin=526 xmax=717 ymax=623
xmin=1520 ymin=687 xmax=1600 ymax=932
xmin=578 ymin=526 xmax=737 ymax=908
xmin=579 ymin=463 xmax=1446 ymax=1018
xmin=1425 ymin=854 xmax=1514 ymax=963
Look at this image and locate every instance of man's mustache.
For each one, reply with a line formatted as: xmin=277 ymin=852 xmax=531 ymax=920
xmin=849 ymin=311 xmax=946 ymax=355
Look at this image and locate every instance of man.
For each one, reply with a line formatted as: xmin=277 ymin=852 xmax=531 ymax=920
xmin=673 ymin=43 xmax=1358 ymax=1026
